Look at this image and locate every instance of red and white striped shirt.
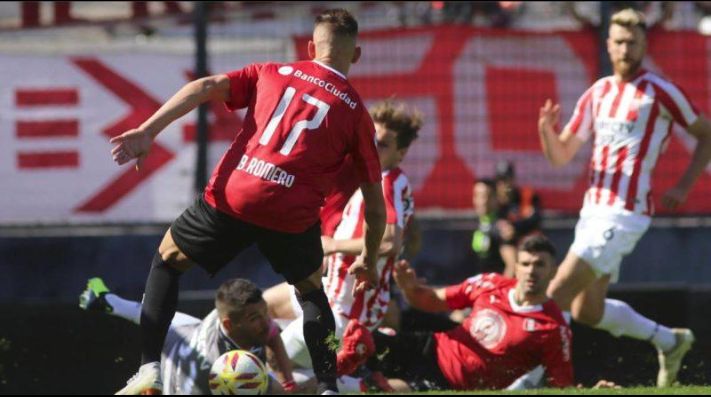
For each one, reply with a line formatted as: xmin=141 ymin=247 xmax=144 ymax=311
xmin=323 ymin=167 xmax=414 ymax=330
xmin=565 ymin=69 xmax=699 ymax=217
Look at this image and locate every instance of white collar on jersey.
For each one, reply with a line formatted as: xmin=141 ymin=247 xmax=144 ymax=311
xmin=312 ymin=60 xmax=347 ymax=80
xmin=508 ymin=288 xmax=543 ymax=313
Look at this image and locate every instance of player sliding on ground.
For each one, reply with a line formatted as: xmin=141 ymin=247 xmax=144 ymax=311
xmin=370 ymin=235 xmax=573 ymax=391
xmin=79 ymin=278 xmax=296 ymax=394
xmin=537 ymin=8 xmax=711 ymax=387
xmin=108 ymin=8 xmax=385 ymax=395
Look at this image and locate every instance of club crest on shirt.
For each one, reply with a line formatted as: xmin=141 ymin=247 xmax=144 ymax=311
xmin=469 ymin=308 xmax=507 ymax=350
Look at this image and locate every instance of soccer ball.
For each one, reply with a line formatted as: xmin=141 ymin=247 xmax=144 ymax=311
xmin=208 ymin=350 xmax=269 ymax=395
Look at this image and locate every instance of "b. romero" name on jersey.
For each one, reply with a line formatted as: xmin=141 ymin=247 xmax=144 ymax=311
xmin=236 ymin=154 xmax=295 ymax=188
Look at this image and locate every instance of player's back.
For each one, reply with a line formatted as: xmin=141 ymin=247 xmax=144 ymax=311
xmin=205 ymin=61 xmax=380 ymax=233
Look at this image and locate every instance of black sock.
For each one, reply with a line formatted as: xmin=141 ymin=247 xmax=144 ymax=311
xmin=299 ymin=288 xmax=338 ymax=393
xmin=140 ymin=253 xmax=182 ymax=365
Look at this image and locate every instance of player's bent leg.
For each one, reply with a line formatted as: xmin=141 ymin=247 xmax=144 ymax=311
xmin=293 ymin=269 xmax=338 ymax=394
xmin=590 ymin=295 xmax=690 ymax=387
xmin=570 ymin=274 xmax=610 ymax=326
xmin=120 ymin=229 xmax=196 ymax=395
xmin=547 ymin=251 xmax=598 ymax=312
xmin=264 ymin=281 xmax=298 ymax=321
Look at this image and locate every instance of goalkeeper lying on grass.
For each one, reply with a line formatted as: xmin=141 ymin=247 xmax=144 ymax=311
xmin=80 ymin=277 xmax=297 ymax=394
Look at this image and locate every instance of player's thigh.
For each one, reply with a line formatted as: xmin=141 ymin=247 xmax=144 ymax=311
xmin=571 ymin=274 xmax=611 ymax=326
xmin=547 ymin=250 xmax=598 ymax=311
xmin=158 ymin=229 xmax=195 ymax=271
xmin=169 ymin=196 xmax=256 ymax=275
xmin=257 ymin=222 xmax=324 ymax=294
xmin=263 ymin=281 xmax=298 ymax=320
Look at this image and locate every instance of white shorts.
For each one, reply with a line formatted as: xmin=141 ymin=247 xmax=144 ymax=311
xmin=569 ymin=213 xmax=649 ymax=282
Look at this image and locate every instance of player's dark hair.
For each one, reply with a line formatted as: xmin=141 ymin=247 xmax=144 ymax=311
xmin=215 ymin=278 xmax=263 ymax=321
xmin=315 ymin=9 xmax=358 ymax=38
xmin=370 ymin=100 xmax=422 ymax=150
xmin=519 ymin=235 xmax=557 ymax=259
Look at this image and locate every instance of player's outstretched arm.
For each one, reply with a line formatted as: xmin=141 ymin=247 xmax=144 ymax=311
xmin=322 ymin=224 xmax=401 ymax=257
xmin=538 ymin=99 xmax=585 ymax=168
xmin=110 ymin=74 xmax=231 ymax=170
xmin=265 ymin=332 xmax=296 ymax=393
xmin=393 ymin=260 xmax=449 ymax=313
xmin=662 ymin=115 xmax=711 ymax=209
xmin=349 ymin=181 xmax=386 ymax=294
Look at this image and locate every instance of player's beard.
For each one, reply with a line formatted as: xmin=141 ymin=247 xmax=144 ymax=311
xmin=613 ymin=57 xmax=643 ymax=80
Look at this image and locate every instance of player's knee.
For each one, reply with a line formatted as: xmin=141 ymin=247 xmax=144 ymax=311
xmin=293 ymin=278 xmax=322 ymax=296
xmin=158 ymin=231 xmax=194 ymax=272
xmin=292 ymin=269 xmax=323 ymax=296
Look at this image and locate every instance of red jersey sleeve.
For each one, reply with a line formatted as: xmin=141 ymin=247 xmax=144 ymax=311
xmin=542 ymin=324 xmax=574 ymax=388
xmin=350 ymin=111 xmax=381 ymax=184
xmin=445 ymin=273 xmax=507 ymax=310
xmin=224 ymin=63 xmax=264 ymax=111
xmin=444 ymin=274 xmax=484 ymax=310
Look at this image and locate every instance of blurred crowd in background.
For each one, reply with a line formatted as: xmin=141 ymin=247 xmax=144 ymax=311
xmin=3 ymin=2 xmax=711 ymax=36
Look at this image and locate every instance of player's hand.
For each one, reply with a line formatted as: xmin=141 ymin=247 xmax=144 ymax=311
xmin=661 ymin=186 xmax=689 ymax=210
xmin=576 ymin=379 xmax=621 ymax=389
xmin=110 ymin=128 xmax=154 ymax=171
xmin=348 ymin=255 xmax=378 ymax=295
xmin=538 ymin=99 xmax=561 ymax=133
xmin=393 ymin=259 xmax=419 ymax=291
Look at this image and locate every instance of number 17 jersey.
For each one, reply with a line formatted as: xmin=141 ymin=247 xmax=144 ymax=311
xmin=204 ymin=61 xmax=382 ymax=233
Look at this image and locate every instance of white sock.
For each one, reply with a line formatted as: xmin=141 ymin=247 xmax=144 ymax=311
xmin=595 ymin=299 xmax=676 ymax=352
xmin=105 ymin=294 xmax=201 ymax=328
xmin=105 ymin=293 xmax=142 ymax=324
xmin=506 ymin=365 xmax=545 ymax=390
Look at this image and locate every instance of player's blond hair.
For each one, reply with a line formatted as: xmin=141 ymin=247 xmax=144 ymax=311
xmin=610 ymin=8 xmax=647 ymax=32
xmin=370 ymin=100 xmax=423 ymax=150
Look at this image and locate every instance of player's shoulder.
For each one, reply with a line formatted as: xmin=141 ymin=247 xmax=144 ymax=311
xmin=462 ymin=272 xmax=514 ymax=291
xmin=540 ymin=299 xmax=569 ymax=326
xmin=640 ymin=71 xmax=684 ymax=93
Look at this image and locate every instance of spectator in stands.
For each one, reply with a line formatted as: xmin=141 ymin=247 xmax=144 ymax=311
xmin=470 ymin=178 xmax=506 ymax=275
xmin=565 ymin=1 xmax=674 ymax=30
xmin=493 ymin=161 xmax=543 ymax=277
xmin=441 ymin=1 xmax=519 ymax=27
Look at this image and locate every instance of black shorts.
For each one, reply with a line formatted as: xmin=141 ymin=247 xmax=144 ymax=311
xmin=170 ymin=196 xmax=323 ymax=284
xmin=369 ymin=330 xmax=450 ymax=391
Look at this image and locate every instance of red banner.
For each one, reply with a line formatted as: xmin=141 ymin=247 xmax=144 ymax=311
xmin=296 ymin=27 xmax=711 ymax=215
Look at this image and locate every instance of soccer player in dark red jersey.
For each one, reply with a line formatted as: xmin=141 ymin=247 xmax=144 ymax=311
xmin=109 ymin=9 xmax=386 ymax=395
xmin=376 ymin=235 xmax=573 ymax=391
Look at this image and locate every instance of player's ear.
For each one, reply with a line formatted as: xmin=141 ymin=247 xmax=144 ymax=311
xmin=352 ymin=46 xmax=361 ymax=64
xmin=221 ymin=317 xmax=233 ymax=332
xmin=308 ymin=40 xmax=316 ymax=60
